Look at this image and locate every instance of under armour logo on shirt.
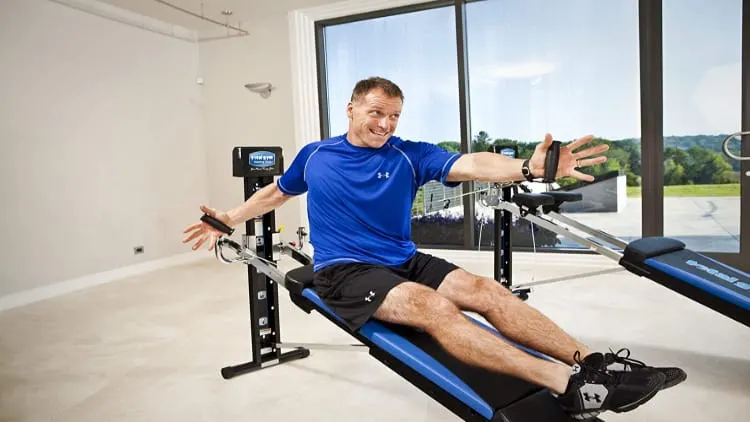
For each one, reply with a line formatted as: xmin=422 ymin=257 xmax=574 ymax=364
xmin=377 ymin=172 xmax=390 ymax=179
xmin=365 ymin=290 xmax=376 ymax=302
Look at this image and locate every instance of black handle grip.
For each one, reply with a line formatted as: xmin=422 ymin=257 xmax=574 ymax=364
xmin=200 ymin=213 xmax=234 ymax=235
xmin=543 ymin=140 xmax=561 ymax=183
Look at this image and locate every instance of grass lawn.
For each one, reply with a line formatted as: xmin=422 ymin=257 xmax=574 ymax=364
xmin=627 ymin=183 xmax=740 ymax=197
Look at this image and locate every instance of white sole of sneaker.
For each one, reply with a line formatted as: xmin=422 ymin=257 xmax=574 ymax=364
xmin=572 ymin=410 xmax=602 ymax=420
xmin=612 ymin=382 xmax=662 ymax=413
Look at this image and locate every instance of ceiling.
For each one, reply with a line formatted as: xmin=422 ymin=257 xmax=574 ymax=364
xmin=93 ymin=0 xmax=339 ymax=32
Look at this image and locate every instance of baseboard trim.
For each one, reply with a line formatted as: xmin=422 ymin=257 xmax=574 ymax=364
xmin=0 ymin=252 xmax=210 ymax=312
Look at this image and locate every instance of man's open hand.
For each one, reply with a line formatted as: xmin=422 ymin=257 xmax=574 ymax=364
xmin=182 ymin=205 xmax=232 ymax=251
xmin=528 ymin=134 xmax=609 ymax=182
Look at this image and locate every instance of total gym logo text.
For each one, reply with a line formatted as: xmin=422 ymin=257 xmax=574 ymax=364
xmin=249 ymin=151 xmax=276 ymax=168
xmin=686 ymin=260 xmax=750 ymax=290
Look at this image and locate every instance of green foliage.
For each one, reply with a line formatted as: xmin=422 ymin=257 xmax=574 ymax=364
xmin=472 ymin=131 xmax=492 ymax=153
xmin=663 ymin=158 xmax=686 ymax=185
xmin=437 ymin=141 xmax=460 ymax=152
xmin=664 ymin=146 xmax=735 ymax=184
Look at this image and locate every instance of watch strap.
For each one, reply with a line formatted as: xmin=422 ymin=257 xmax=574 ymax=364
xmin=521 ymin=159 xmax=535 ymax=182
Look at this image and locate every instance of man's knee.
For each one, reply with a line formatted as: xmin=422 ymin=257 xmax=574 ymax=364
xmin=440 ymin=269 xmax=512 ymax=309
xmin=374 ymin=281 xmax=463 ymax=330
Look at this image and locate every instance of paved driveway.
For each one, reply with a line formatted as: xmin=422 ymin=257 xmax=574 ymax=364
xmin=547 ymin=197 xmax=740 ymax=253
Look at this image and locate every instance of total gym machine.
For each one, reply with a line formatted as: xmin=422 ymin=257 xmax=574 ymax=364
xmin=217 ymin=147 xmax=313 ymax=379
xmin=201 ymin=146 xmax=600 ymax=422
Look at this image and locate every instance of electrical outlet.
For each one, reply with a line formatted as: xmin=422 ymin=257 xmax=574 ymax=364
xmin=134 ymin=246 xmax=145 ymax=255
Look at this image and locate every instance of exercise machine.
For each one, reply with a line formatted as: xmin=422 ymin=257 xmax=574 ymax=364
xmin=486 ymin=145 xmax=532 ymax=300
xmin=202 ymin=146 xmax=600 ymax=422
xmin=217 ymin=146 xmax=313 ymax=378
xmin=488 ymin=142 xmax=750 ymax=328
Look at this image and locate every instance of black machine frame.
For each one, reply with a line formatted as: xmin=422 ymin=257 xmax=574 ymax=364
xmin=219 ymin=146 xmax=311 ymax=379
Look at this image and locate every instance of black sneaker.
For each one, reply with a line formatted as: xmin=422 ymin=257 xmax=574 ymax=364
xmin=556 ymin=351 xmax=666 ymax=420
xmin=604 ymin=348 xmax=687 ymax=390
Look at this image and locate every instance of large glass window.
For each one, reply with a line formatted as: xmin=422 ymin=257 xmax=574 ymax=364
xmin=465 ymin=0 xmax=641 ymax=250
xmin=663 ymin=0 xmax=741 ymax=253
xmin=320 ymin=6 xmax=463 ymax=246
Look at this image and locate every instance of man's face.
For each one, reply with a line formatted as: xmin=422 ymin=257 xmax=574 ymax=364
xmin=347 ymin=88 xmax=402 ymax=149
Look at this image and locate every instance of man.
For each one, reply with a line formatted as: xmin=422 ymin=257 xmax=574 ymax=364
xmin=183 ymin=77 xmax=685 ymax=420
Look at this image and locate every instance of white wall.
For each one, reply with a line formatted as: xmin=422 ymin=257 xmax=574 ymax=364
xmin=0 ymin=0 xmax=206 ymax=300
xmin=198 ymin=17 xmax=304 ymax=238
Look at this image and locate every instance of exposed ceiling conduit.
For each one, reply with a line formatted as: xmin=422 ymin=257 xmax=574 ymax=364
xmin=151 ymin=0 xmax=248 ymax=35
xmin=48 ymin=0 xmax=196 ymax=41
xmin=47 ymin=0 xmax=248 ymax=42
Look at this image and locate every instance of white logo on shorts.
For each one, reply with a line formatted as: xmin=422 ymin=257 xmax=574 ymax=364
xmin=365 ymin=290 xmax=376 ymax=302
xmin=377 ymin=172 xmax=390 ymax=179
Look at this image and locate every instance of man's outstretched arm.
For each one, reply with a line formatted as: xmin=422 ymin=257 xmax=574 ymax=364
xmin=446 ymin=134 xmax=609 ymax=184
xmin=225 ymin=183 xmax=292 ymax=227
xmin=183 ymin=183 xmax=292 ymax=251
xmin=446 ymin=152 xmax=540 ymax=183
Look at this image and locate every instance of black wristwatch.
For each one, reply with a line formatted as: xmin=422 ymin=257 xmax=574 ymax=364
xmin=521 ymin=159 xmax=535 ymax=182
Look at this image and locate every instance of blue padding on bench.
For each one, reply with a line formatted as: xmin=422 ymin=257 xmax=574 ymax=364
xmin=301 ymin=288 xmax=495 ymax=420
xmin=645 ymin=255 xmax=750 ymax=311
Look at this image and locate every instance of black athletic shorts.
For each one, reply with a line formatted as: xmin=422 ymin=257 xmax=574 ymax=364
xmin=312 ymin=252 xmax=459 ymax=331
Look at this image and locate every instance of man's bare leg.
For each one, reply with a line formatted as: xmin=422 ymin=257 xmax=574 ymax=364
xmin=436 ymin=269 xmax=591 ymax=366
xmin=373 ymin=281 xmax=572 ymax=394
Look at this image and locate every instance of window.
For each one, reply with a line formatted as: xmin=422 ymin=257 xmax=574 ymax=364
xmin=663 ymin=0 xmax=742 ymax=253
xmin=465 ymin=0 xmax=641 ymax=250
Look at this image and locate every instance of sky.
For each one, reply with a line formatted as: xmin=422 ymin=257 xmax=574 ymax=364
xmin=323 ymin=0 xmax=742 ymax=145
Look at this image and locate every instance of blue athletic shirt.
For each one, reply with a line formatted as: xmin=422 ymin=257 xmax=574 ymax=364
xmin=277 ymin=134 xmax=462 ymax=271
